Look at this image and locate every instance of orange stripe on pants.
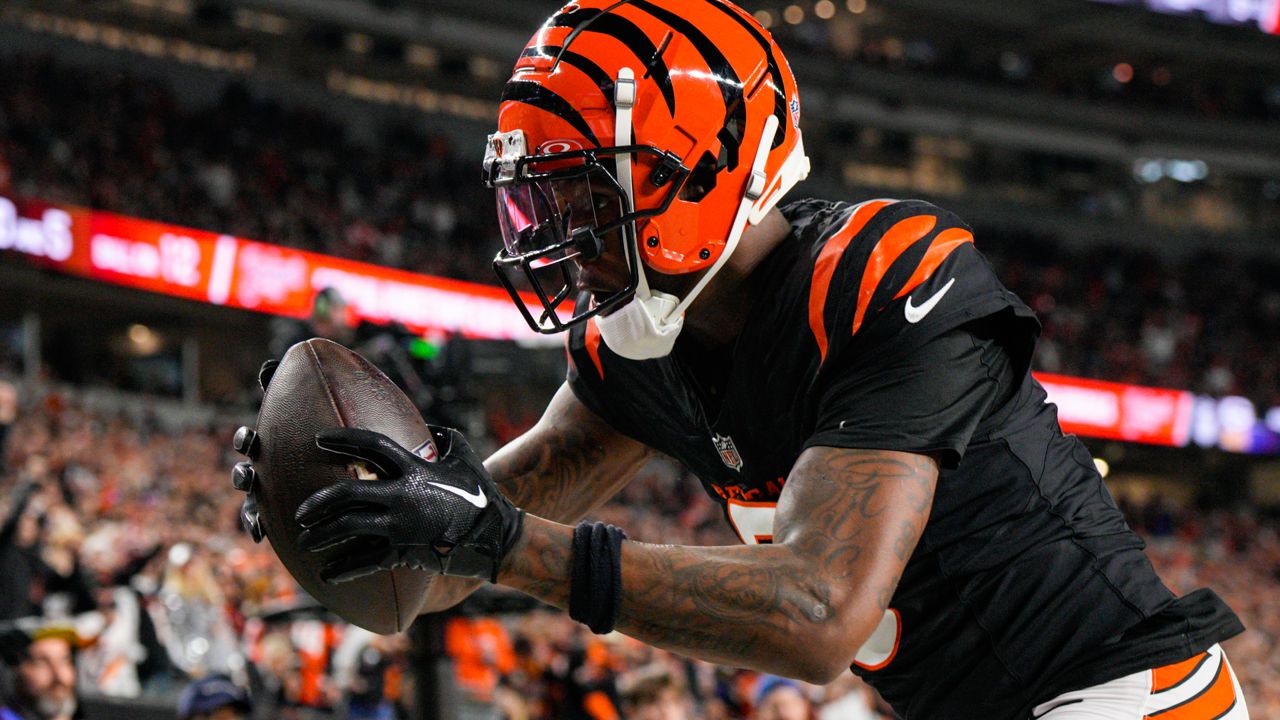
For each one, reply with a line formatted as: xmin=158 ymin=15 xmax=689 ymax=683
xmin=1146 ymin=654 xmax=1239 ymax=719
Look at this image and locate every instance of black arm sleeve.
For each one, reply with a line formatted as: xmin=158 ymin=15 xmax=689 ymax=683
xmin=806 ymin=325 xmax=1015 ymax=469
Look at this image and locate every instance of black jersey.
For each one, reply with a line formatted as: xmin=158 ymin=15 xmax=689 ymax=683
xmin=566 ymin=198 xmax=1242 ymax=720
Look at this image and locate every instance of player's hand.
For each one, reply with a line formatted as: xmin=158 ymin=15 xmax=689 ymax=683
xmin=294 ymin=426 xmax=525 ymax=585
xmin=229 ymin=359 xmax=278 ymax=543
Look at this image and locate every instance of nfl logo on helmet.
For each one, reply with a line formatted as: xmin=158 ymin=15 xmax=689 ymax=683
xmin=712 ymin=434 xmax=744 ymax=472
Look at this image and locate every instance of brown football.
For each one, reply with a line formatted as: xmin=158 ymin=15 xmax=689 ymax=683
xmin=251 ymin=338 xmax=437 ymax=633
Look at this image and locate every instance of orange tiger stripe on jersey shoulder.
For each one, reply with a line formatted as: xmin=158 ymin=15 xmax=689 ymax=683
xmin=807 ymin=200 xmax=893 ymax=363
xmin=849 ymin=214 xmax=937 ymax=337
xmin=894 ymin=226 xmax=974 ymax=300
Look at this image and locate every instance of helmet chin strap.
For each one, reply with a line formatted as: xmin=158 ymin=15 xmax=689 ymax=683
xmin=610 ymin=68 xmax=653 ymax=300
xmin=598 ymin=67 xmax=781 ymax=360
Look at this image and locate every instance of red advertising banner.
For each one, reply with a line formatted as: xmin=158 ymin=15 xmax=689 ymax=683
xmin=0 ymin=195 xmax=552 ymax=344
xmin=1034 ymin=372 xmax=1194 ymax=448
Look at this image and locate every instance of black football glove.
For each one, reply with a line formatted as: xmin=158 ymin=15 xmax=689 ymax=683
xmin=229 ymin=359 xmax=278 ymax=543
xmin=295 ymin=426 xmax=524 ymax=585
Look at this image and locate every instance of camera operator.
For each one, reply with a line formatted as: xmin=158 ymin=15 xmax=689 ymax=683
xmin=269 ymin=287 xmax=463 ymax=424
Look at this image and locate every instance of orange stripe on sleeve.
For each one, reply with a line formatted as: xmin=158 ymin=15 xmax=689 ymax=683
xmin=1146 ymin=654 xmax=1237 ymax=719
xmin=894 ymin=227 xmax=974 ymax=300
xmin=585 ymin=318 xmax=604 ymax=378
xmin=807 ymin=200 xmax=893 ymax=363
xmin=1150 ymin=651 xmax=1210 ymax=694
xmin=850 ymin=214 xmax=937 ymax=337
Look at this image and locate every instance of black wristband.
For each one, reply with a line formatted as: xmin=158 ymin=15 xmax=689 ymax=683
xmin=569 ymin=521 xmax=627 ymax=634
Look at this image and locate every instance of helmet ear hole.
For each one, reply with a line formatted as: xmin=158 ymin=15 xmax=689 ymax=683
xmin=679 ymin=150 xmax=719 ymax=203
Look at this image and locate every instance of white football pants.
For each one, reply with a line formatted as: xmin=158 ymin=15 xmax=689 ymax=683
xmin=1031 ymin=644 xmax=1248 ymax=719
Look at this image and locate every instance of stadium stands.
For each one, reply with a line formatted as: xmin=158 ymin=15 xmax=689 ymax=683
xmin=0 ymin=379 xmax=1275 ymax=717
xmin=4 ymin=55 xmax=1277 ymax=405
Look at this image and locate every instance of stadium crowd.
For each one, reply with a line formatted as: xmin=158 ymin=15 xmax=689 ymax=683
xmin=0 ymin=371 xmax=1277 ymax=719
xmin=3 ymin=57 xmax=1278 ymax=409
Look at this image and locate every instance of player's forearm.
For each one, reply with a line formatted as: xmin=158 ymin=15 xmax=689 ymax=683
xmin=416 ymin=434 xmax=622 ymax=613
xmin=485 ymin=424 xmax=635 ymax=522
xmin=498 ymin=515 xmax=868 ymax=682
xmin=418 ymin=387 xmax=650 ymax=614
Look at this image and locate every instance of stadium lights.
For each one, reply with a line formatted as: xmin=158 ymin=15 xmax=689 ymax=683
xmin=1112 ymin=62 xmax=1134 ymax=84
xmin=1266 ymin=406 xmax=1280 ymax=434
xmin=847 ymin=0 xmax=869 ymax=14
xmin=405 ymin=44 xmax=438 ymax=69
xmin=1132 ymin=158 xmax=1209 ymax=183
xmin=784 ymin=4 xmax=805 ymax=24
xmin=232 ymin=9 xmax=290 ymax=35
xmin=127 ymin=324 xmax=163 ymax=356
xmin=346 ymin=33 xmax=372 ymax=55
xmin=754 ymin=10 xmax=775 ymax=28
xmin=13 ymin=10 xmax=256 ymax=73
xmin=815 ymin=0 xmax=837 ymax=19
xmin=125 ymin=0 xmax=192 ymax=17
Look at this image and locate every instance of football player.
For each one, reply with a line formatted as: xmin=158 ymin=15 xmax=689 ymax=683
xmin=231 ymin=1 xmax=1248 ymax=717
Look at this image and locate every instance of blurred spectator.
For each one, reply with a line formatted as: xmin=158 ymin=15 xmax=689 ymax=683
xmin=0 ymin=624 xmax=83 ymax=720
xmin=0 ymin=378 xmax=17 ymax=472
xmin=0 ymin=482 xmax=41 ymax=622
xmin=155 ymin=544 xmax=239 ymax=679
xmin=815 ymin=675 xmax=883 ymax=720
xmin=617 ymin=664 xmax=693 ymax=720
xmin=331 ymin=629 xmax=407 ymax=720
xmin=446 ymin=616 xmax=516 ymax=707
xmin=752 ymin=676 xmax=813 ymax=720
xmin=174 ymin=675 xmax=251 ymax=720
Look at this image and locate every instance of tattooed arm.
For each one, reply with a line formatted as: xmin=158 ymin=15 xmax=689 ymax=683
xmin=497 ymin=447 xmax=938 ymax=684
xmin=417 ymin=383 xmax=652 ymax=612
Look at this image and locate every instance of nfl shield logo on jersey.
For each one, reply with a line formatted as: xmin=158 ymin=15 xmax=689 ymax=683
xmin=712 ymin=434 xmax=744 ymax=472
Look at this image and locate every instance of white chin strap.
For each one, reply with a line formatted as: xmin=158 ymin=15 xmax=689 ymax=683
xmin=598 ymin=67 xmax=798 ymax=361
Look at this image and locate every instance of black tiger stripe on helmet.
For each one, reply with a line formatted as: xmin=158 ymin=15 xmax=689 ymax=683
xmin=550 ymin=6 xmax=677 ymax=115
xmin=702 ymin=0 xmax=791 ymax=150
xmin=630 ymin=0 xmax=749 ymax=172
xmin=521 ymin=46 xmax=618 ymax=110
xmin=499 ymin=80 xmax=602 ymax=147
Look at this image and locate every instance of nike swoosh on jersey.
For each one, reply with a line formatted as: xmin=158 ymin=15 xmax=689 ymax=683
xmin=428 ymin=481 xmax=488 ymax=509
xmin=903 ymin=277 xmax=956 ymax=323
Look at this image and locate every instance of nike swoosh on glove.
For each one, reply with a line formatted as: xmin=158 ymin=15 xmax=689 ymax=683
xmin=294 ymin=426 xmax=524 ymax=585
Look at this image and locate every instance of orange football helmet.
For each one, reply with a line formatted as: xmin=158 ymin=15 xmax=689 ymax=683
xmin=484 ymin=0 xmax=809 ymax=339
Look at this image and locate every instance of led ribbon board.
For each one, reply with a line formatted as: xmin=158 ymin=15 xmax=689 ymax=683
xmin=0 ymin=194 xmax=556 ymax=344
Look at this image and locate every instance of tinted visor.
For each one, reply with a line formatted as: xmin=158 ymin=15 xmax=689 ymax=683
xmin=495 ymin=163 xmax=626 ymax=259
xmin=485 ymin=142 xmax=689 ymax=334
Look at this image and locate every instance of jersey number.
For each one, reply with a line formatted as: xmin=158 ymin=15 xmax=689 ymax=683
xmin=726 ymin=499 xmax=902 ymax=671
xmin=726 ymin=500 xmax=777 ymax=545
